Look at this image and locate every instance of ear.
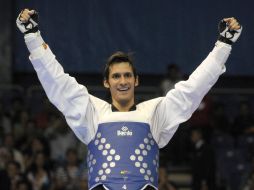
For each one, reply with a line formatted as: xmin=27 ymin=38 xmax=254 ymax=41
xmin=135 ymin=75 xmax=139 ymax=87
xmin=103 ymin=80 xmax=110 ymax=88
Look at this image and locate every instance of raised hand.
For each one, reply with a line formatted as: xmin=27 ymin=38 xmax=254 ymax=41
xmin=218 ymin=17 xmax=242 ymax=44
xmin=16 ymin=9 xmax=39 ymax=34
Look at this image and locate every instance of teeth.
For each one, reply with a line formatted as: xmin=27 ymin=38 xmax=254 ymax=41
xmin=118 ymin=87 xmax=129 ymax=91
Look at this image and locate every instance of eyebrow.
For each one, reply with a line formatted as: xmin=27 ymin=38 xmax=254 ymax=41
xmin=111 ymin=71 xmax=133 ymax=75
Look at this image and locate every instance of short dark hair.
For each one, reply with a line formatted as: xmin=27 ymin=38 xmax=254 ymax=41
xmin=103 ymin=51 xmax=137 ymax=80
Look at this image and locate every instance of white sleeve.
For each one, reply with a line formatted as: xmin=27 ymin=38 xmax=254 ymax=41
xmin=151 ymin=41 xmax=232 ymax=148
xmin=24 ymin=32 xmax=102 ymax=144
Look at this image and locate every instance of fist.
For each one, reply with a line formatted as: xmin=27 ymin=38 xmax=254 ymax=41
xmin=218 ymin=17 xmax=242 ymax=44
xmin=16 ymin=9 xmax=39 ymax=34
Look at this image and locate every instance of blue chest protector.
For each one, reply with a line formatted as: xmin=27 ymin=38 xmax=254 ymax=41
xmin=87 ymin=122 xmax=159 ymax=190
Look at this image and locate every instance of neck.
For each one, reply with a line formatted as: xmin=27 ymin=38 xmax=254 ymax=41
xmin=112 ymin=100 xmax=135 ymax=112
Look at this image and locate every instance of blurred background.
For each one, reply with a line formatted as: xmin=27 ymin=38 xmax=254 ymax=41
xmin=1 ymin=0 xmax=254 ymax=189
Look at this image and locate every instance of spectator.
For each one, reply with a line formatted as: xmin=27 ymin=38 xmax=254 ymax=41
xmin=26 ymin=151 xmax=52 ymax=190
xmin=15 ymin=119 xmax=38 ymax=153
xmin=190 ymin=128 xmax=216 ymax=190
xmin=9 ymin=97 xmax=25 ymax=122
xmin=0 ymin=146 xmax=13 ymax=170
xmin=53 ymin=148 xmax=84 ymax=190
xmin=232 ymin=101 xmax=254 ymax=137
xmin=210 ymin=102 xmax=231 ymax=135
xmin=79 ymin=177 xmax=88 ymax=190
xmin=160 ymin=63 xmax=183 ymax=96
xmin=45 ymin=116 xmax=78 ymax=162
xmin=0 ymin=101 xmax=12 ymax=135
xmin=16 ymin=179 xmax=33 ymax=190
xmin=23 ymin=136 xmax=50 ymax=175
xmin=3 ymin=133 xmax=25 ymax=172
xmin=188 ymin=96 xmax=213 ymax=134
xmin=0 ymin=161 xmax=23 ymax=190
xmin=13 ymin=109 xmax=30 ymax=142
xmin=158 ymin=164 xmax=177 ymax=190
xmin=34 ymin=98 xmax=58 ymax=129
xmin=242 ymin=156 xmax=254 ymax=190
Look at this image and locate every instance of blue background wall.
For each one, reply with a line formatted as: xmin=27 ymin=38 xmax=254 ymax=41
xmin=14 ymin=0 xmax=254 ymax=76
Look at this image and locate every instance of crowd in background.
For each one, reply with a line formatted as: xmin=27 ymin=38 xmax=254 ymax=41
xmin=0 ymin=80 xmax=254 ymax=190
xmin=159 ymin=64 xmax=254 ymax=190
xmin=0 ymin=94 xmax=89 ymax=190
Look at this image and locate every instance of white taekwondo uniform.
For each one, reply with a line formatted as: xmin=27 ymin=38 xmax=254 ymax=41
xmin=24 ymin=32 xmax=231 ymax=190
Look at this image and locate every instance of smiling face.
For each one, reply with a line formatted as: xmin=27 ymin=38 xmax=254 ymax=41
xmin=104 ymin=62 xmax=139 ymax=111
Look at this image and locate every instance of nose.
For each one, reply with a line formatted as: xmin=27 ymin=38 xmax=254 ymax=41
xmin=119 ymin=75 xmax=127 ymax=85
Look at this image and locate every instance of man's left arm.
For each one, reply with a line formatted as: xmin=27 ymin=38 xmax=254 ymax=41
xmin=151 ymin=17 xmax=242 ymax=148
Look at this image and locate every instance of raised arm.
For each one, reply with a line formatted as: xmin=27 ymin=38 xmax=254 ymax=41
xmin=16 ymin=9 xmax=104 ymax=144
xmin=151 ymin=17 xmax=242 ymax=148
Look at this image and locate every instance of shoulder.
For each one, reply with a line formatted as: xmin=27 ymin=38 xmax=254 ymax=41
xmin=89 ymin=95 xmax=110 ymax=112
xmin=137 ymin=97 xmax=164 ymax=112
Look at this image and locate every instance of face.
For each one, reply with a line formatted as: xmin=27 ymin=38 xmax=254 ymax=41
xmin=67 ymin=151 xmax=78 ymax=165
xmin=35 ymin=152 xmax=45 ymax=167
xmin=191 ymin=130 xmax=201 ymax=143
xmin=104 ymin=62 xmax=138 ymax=108
xmin=18 ymin=184 xmax=29 ymax=190
xmin=7 ymin=163 xmax=18 ymax=178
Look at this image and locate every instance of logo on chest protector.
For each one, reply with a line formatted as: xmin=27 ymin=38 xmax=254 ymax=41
xmin=117 ymin=126 xmax=133 ymax=136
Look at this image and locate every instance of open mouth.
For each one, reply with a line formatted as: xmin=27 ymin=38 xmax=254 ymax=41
xmin=117 ymin=87 xmax=130 ymax=92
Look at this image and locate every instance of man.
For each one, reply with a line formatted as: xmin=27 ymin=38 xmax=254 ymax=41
xmin=190 ymin=128 xmax=216 ymax=190
xmin=158 ymin=163 xmax=177 ymax=190
xmin=16 ymin=9 xmax=242 ymax=190
xmin=0 ymin=161 xmax=22 ymax=190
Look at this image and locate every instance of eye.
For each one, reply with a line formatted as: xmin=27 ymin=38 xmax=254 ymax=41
xmin=124 ymin=72 xmax=133 ymax=78
xmin=112 ymin=73 xmax=121 ymax=79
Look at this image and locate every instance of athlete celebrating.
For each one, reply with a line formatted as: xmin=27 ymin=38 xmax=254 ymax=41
xmin=17 ymin=9 xmax=242 ymax=190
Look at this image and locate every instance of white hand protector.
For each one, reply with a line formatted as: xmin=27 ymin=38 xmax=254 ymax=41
xmin=16 ymin=10 xmax=39 ymax=34
xmin=218 ymin=20 xmax=242 ymax=45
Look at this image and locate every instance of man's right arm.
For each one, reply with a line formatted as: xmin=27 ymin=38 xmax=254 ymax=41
xmin=16 ymin=9 xmax=98 ymax=144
